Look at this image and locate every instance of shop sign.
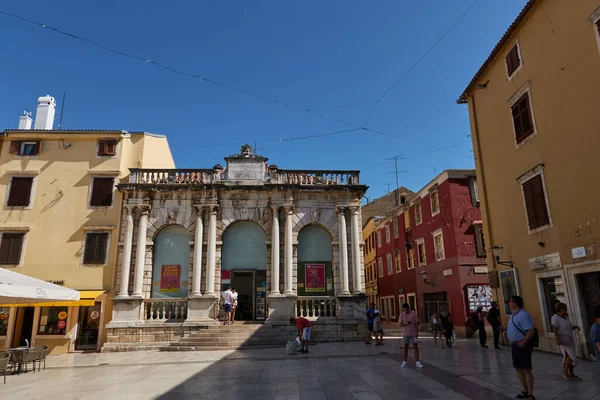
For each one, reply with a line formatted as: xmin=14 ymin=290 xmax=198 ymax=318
xmin=57 ymin=320 xmax=66 ymax=330
xmin=529 ymin=252 xmax=561 ymax=272
xmin=571 ymin=246 xmax=586 ymax=259
xmin=473 ymin=266 xmax=488 ymax=274
xmin=305 ymin=264 xmax=325 ymax=292
xmin=160 ymin=265 xmax=181 ymax=292
xmin=90 ymin=311 xmax=100 ymax=320
xmin=58 ymin=311 xmax=67 ymax=320
xmin=221 ymin=270 xmax=231 ymax=284
xmin=443 ymin=268 xmax=453 ymax=276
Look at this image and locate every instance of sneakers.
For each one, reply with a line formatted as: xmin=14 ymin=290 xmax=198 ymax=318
xmin=400 ymin=361 xmax=407 ymax=368
xmin=416 ymin=361 xmax=424 ymax=368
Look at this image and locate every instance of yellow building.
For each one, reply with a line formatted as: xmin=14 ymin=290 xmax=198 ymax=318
xmin=0 ymin=96 xmax=174 ymax=353
xmin=459 ymin=0 xmax=600 ymax=357
xmin=363 ymin=216 xmax=381 ymax=307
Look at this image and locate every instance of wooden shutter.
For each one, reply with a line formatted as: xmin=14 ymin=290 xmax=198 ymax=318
xmin=522 ymin=175 xmax=549 ymax=230
xmin=7 ymin=177 xmax=33 ymax=207
xmin=90 ymin=177 xmax=114 ymax=206
xmin=105 ymin=141 xmax=117 ymax=155
xmin=97 ymin=141 xmax=106 ymax=156
xmin=512 ymin=93 xmax=534 ymax=143
xmin=9 ymin=141 xmax=20 ymax=154
xmin=33 ymin=140 xmax=41 ymax=155
xmin=506 ymin=45 xmax=520 ymax=76
xmin=84 ymin=232 xmax=108 ymax=264
xmin=0 ymin=233 xmax=24 ymax=264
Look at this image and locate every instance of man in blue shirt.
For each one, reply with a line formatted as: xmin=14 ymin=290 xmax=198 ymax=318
xmin=505 ymin=295 xmax=536 ymax=400
xmin=365 ymin=303 xmax=375 ymax=344
xmin=591 ymin=305 xmax=600 ymax=364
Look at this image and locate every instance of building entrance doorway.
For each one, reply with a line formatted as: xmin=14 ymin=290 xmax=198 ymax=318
xmin=230 ymin=270 xmax=267 ymax=321
xmin=76 ymin=303 xmax=101 ymax=351
xmin=13 ymin=307 xmax=34 ymax=348
xmin=578 ymin=271 xmax=600 ymax=355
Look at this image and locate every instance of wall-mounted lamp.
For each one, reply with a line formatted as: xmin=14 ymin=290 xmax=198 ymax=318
xmin=491 ymin=245 xmax=514 ymax=268
xmin=420 ymin=271 xmax=435 ymax=286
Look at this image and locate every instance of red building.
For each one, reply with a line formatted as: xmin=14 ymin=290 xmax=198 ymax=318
xmin=374 ymin=170 xmax=490 ymax=336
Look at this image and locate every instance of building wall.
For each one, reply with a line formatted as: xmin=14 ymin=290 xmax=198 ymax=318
xmin=361 ymin=187 xmax=412 ymax=222
xmin=0 ymin=131 xmax=174 ymax=353
xmin=465 ymin=0 xmax=600 ymax=354
xmin=362 ymin=217 xmax=379 ymax=306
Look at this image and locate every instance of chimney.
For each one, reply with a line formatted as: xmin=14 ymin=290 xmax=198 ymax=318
xmin=34 ymin=95 xmax=56 ymax=130
xmin=18 ymin=112 xmax=33 ymax=130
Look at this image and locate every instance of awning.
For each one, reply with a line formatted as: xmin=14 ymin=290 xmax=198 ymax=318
xmin=0 ymin=268 xmax=80 ymax=306
xmin=0 ymin=290 xmax=105 ymax=307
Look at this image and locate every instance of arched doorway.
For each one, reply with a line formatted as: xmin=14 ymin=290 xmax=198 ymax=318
xmin=297 ymin=224 xmax=333 ymax=297
xmin=151 ymin=225 xmax=190 ymax=298
xmin=221 ymin=221 xmax=267 ymax=320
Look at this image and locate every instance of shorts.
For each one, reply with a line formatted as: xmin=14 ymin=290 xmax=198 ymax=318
xmin=432 ymin=324 xmax=442 ymax=332
xmin=367 ymin=322 xmax=374 ymax=331
xmin=373 ymin=319 xmax=382 ymax=332
xmin=511 ymin=344 xmax=533 ymax=370
xmin=403 ymin=336 xmax=418 ymax=345
xmin=560 ymin=345 xmax=577 ymax=366
xmin=224 ymin=303 xmax=233 ymax=312
xmin=302 ymin=327 xmax=311 ymax=341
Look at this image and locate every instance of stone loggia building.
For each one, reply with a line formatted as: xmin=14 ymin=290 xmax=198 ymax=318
xmin=103 ymin=145 xmax=368 ymax=351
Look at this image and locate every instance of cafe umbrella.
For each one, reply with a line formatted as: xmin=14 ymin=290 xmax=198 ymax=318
xmin=0 ymin=268 xmax=80 ymax=305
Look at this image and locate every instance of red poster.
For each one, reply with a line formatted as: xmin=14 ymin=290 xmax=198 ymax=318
xmin=305 ymin=264 xmax=325 ymax=292
xmin=160 ymin=265 xmax=181 ymax=292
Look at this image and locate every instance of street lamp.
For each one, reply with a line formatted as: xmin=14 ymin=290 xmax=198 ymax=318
xmin=491 ymin=245 xmax=514 ymax=268
xmin=420 ymin=271 xmax=435 ymax=286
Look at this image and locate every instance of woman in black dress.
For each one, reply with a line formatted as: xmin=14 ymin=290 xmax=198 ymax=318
xmin=476 ymin=306 xmax=487 ymax=348
xmin=439 ymin=307 xmax=454 ymax=348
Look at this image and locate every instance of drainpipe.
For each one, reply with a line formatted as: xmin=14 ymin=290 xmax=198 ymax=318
xmin=468 ymin=94 xmax=502 ymax=319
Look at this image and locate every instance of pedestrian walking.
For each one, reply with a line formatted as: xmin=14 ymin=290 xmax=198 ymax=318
xmin=440 ymin=307 xmax=454 ymax=348
xmin=591 ymin=305 xmax=600 ymax=364
xmin=231 ymin=287 xmax=238 ymax=324
xmin=487 ymin=301 xmax=502 ymax=349
xmin=373 ymin=306 xmax=384 ymax=346
xmin=366 ymin=302 xmax=376 ymax=344
xmin=476 ymin=306 xmax=488 ymax=348
xmin=290 ymin=317 xmax=312 ymax=353
xmin=505 ymin=295 xmax=536 ymax=400
xmin=551 ymin=302 xmax=582 ymax=381
xmin=430 ymin=311 xmax=443 ymax=348
xmin=221 ymin=286 xmax=234 ymax=325
xmin=399 ymin=303 xmax=423 ymax=368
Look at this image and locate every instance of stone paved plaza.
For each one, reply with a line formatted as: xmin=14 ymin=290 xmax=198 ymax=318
xmin=2 ymin=336 xmax=599 ymax=399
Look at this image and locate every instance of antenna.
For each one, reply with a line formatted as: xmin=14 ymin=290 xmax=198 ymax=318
xmin=57 ymin=92 xmax=66 ymax=129
xmin=385 ymin=155 xmax=406 ymax=206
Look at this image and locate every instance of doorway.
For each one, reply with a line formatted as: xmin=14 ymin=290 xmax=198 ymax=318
xmin=12 ymin=307 xmax=34 ymax=348
xmin=578 ymin=271 xmax=600 ymax=359
xmin=76 ymin=303 xmax=102 ymax=351
xmin=232 ymin=271 xmax=255 ymax=321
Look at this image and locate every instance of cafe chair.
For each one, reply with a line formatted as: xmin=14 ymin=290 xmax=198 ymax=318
xmin=0 ymin=351 xmax=10 ymax=384
xmin=35 ymin=346 xmax=49 ymax=372
xmin=20 ymin=348 xmax=37 ymax=374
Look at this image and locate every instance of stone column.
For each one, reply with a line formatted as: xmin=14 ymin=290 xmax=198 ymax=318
xmin=283 ymin=204 xmax=294 ymax=296
xmin=190 ymin=205 xmax=204 ymax=297
xmin=270 ymin=205 xmax=281 ymax=296
xmin=350 ymin=206 xmax=364 ymax=294
xmin=117 ymin=206 xmax=135 ymax=298
xmin=205 ymin=204 xmax=218 ymax=296
xmin=132 ymin=204 xmax=150 ymax=298
xmin=337 ymin=206 xmax=350 ymax=295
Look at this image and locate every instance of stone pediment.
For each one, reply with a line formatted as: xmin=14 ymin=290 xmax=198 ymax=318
xmin=224 ymin=144 xmax=267 ymax=182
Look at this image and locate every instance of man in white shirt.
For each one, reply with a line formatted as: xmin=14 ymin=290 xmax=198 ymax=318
xmin=231 ymin=287 xmax=238 ymax=324
xmin=222 ymin=287 xmax=233 ymax=325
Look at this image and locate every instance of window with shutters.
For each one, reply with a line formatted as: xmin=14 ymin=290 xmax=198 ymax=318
xmin=6 ymin=177 xmax=34 ymax=207
xmin=415 ymin=203 xmax=422 ymax=225
xmin=433 ymin=230 xmax=445 ymax=261
xmin=474 ymin=224 xmax=486 ymax=258
xmin=404 ymin=211 xmax=411 ymax=230
xmin=386 ymin=253 xmax=393 ymax=275
xmin=377 ymin=231 xmax=382 ymax=248
xmin=83 ymin=232 xmax=109 ymax=265
xmin=395 ymin=252 xmax=402 ymax=273
xmin=392 ymin=219 xmax=399 ymax=238
xmin=406 ymin=246 xmax=414 ymax=270
xmin=0 ymin=233 xmax=25 ymax=265
xmin=505 ymin=43 xmax=522 ymax=78
xmin=430 ymin=190 xmax=440 ymax=216
xmin=519 ymin=167 xmax=552 ymax=233
xmin=97 ymin=140 xmax=118 ymax=157
xmin=89 ymin=177 xmax=115 ymax=207
xmin=470 ymin=179 xmax=480 ymax=206
xmin=416 ymin=238 xmax=426 ymax=266
xmin=511 ymin=92 xmax=536 ymax=144
xmin=385 ymin=226 xmax=391 ymax=243
xmin=9 ymin=140 xmax=41 ymax=156
xmin=377 ymin=257 xmax=384 ymax=278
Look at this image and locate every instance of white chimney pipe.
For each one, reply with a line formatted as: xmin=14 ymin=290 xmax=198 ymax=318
xmin=34 ymin=95 xmax=56 ymax=130
xmin=18 ymin=112 xmax=33 ymax=130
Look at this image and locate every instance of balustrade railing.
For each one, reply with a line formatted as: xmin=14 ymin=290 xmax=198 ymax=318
xmin=144 ymin=298 xmax=188 ymax=321
xmin=129 ymin=169 xmax=216 ymax=184
xmin=296 ymin=296 xmax=338 ymax=318
xmin=274 ymin=170 xmax=359 ymax=185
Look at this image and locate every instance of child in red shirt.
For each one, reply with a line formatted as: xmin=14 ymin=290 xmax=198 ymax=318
xmin=290 ymin=317 xmax=312 ymax=353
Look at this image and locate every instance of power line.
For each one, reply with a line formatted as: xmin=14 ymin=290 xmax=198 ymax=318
xmin=361 ymin=0 xmax=482 ymax=126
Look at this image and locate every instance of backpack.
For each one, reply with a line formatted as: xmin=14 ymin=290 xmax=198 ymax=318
xmin=511 ymin=316 xmax=539 ymax=348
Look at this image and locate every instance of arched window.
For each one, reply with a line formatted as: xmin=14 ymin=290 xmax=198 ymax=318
xmin=152 ymin=225 xmax=190 ymax=298
xmin=297 ymin=224 xmax=333 ymax=296
xmin=222 ymin=221 xmax=267 ymax=270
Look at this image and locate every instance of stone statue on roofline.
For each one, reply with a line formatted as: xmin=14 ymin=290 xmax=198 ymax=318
xmin=241 ymin=144 xmax=253 ymax=157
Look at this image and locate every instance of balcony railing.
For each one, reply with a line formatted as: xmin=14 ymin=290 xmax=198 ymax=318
xmin=273 ymin=170 xmax=359 ymax=185
xmin=295 ymin=296 xmax=338 ymax=318
xmin=144 ymin=298 xmax=188 ymax=321
xmin=128 ymin=168 xmax=361 ymax=186
xmin=129 ymin=169 xmax=216 ymax=184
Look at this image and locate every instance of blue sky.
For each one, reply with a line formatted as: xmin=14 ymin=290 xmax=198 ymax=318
xmin=0 ymin=0 xmax=527 ymax=200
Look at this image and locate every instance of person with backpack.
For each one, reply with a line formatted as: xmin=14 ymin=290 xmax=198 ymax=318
xmin=505 ymin=295 xmax=537 ymax=400
xmin=487 ymin=301 xmax=502 ymax=349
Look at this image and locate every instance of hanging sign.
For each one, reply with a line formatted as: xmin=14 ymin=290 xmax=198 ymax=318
xmin=90 ymin=311 xmax=100 ymax=320
xmin=58 ymin=311 xmax=67 ymax=320
xmin=221 ymin=270 xmax=231 ymax=285
xmin=305 ymin=264 xmax=325 ymax=292
xmin=160 ymin=265 xmax=181 ymax=292
xmin=57 ymin=320 xmax=66 ymax=330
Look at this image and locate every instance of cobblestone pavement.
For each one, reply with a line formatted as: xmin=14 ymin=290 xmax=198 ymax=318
xmin=2 ymin=335 xmax=599 ymax=399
